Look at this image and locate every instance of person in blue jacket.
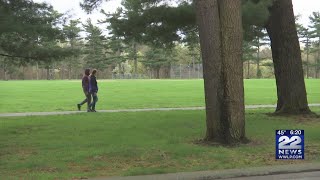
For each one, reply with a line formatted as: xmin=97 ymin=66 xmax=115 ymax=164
xmin=89 ymin=69 xmax=99 ymax=112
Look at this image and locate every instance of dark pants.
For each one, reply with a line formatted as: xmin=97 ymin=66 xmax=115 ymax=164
xmin=89 ymin=92 xmax=98 ymax=110
xmin=79 ymin=91 xmax=91 ymax=110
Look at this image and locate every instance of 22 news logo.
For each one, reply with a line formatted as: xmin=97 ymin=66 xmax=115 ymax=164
xmin=276 ymin=130 xmax=304 ymax=160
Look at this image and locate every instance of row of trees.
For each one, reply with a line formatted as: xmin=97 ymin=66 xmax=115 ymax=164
xmin=80 ymin=0 xmax=316 ymax=144
xmin=242 ymin=12 xmax=320 ymax=79
xmin=193 ymin=0 xmax=313 ymax=143
xmin=0 ymin=0 xmax=79 ymax=80
xmin=0 ymin=0 xmax=196 ymax=80
xmin=1 ymin=0 xmax=318 ymax=144
xmin=297 ymin=12 xmax=320 ymax=78
xmin=1 ymin=1 xmax=319 ymax=81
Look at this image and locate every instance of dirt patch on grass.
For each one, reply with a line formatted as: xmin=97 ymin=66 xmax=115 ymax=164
xmin=68 ymin=163 xmax=92 ymax=173
xmin=18 ymin=149 xmax=37 ymax=155
xmin=266 ymin=112 xmax=320 ymax=124
xmin=10 ymin=125 xmax=48 ymax=135
xmin=244 ymin=152 xmax=307 ymax=166
xmin=294 ymin=114 xmax=320 ymax=124
xmin=245 ymin=138 xmax=265 ymax=147
xmin=193 ymin=139 xmax=223 ymax=147
xmin=193 ymin=137 xmax=252 ymax=148
xmin=35 ymin=167 xmax=59 ymax=173
xmin=71 ymin=177 xmax=88 ymax=180
xmin=305 ymin=144 xmax=320 ymax=159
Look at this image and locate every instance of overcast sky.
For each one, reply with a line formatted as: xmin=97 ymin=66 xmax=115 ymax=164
xmin=34 ymin=0 xmax=320 ymax=27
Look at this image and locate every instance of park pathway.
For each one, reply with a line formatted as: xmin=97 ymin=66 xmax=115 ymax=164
xmin=89 ymin=163 xmax=320 ymax=180
xmin=1 ymin=104 xmax=320 ymax=117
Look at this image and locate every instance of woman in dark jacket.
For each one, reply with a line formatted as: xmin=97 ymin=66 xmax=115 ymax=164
xmin=89 ymin=69 xmax=99 ymax=112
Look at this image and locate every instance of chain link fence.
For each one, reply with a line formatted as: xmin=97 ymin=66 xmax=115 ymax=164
xmin=111 ymin=64 xmax=203 ymax=79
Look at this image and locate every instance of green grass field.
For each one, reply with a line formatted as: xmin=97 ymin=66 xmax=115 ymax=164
xmin=1 ymin=79 xmax=319 ymax=113
xmin=1 ymin=108 xmax=319 ymax=179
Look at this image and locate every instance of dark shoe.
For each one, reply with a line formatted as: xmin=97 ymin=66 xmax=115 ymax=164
xmin=92 ymin=109 xmax=97 ymax=112
xmin=87 ymin=109 xmax=93 ymax=112
xmin=77 ymin=104 xmax=81 ymax=111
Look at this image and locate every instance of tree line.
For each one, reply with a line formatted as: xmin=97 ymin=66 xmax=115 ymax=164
xmin=80 ymin=0 xmax=316 ymax=143
xmin=1 ymin=0 xmax=319 ymax=144
xmin=1 ymin=1 xmax=319 ymax=81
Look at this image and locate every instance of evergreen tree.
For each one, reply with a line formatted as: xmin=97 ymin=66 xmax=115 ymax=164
xmin=83 ymin=19 xmax=107 ymax=70
xmin=242 ymin=41 xmax=256 ymax=79
xmin=63 ymin=19 xmax=83 ymax=79
xmin=142 ymin=47 xmax=176 ymax=79
xmin=105 ymin=35 xmax=129 ymax=76
xmin=0 ymin=0 xmax=70 ymax=60
xmin=297 ymin=22 xmax=312 ymax=78
xmin=309 ymin=12 xmax=320 ymax=78
xmin=251 ymin=27 xmax=270 ymax=78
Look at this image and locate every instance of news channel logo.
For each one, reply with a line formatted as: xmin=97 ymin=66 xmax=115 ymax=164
xmin=275 ymin=130 xmax=304 ymax=160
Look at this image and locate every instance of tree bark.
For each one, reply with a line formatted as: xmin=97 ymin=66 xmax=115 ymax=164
xmin=195 ymin=0 xmax=245 ymax=144
xmin=196 ymin=0 xmax=223 ymax=142
xmin=219 ymin=0 xmax=245 ymax=143
xmin=266 ymin=0 xmax=311 ymax=114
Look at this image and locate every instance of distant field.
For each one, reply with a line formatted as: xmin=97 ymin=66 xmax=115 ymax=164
xmin=1 ymin=79 xmax=319 ymax=113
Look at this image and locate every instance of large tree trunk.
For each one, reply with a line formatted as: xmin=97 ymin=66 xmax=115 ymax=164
xmin=219 ymin=0 xmax=245 ymax=143
xmin=266 ymin=0 xmax=311 ymax=114
xmin=195 ymin=0 xmax=245 ymax=144
xmin=196 ymin=0 xmax=223 ymax=142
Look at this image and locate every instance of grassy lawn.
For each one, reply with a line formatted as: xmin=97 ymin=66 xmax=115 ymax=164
xmin=1 ymin=107 xmax=319 ymax=179
xmin=1 ymin=79 xmax=319 ymax=113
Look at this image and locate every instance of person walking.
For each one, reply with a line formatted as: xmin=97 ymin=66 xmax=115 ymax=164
xmin=89 ymin=69 xmax=98 ymax=112
xmin=77 ymin=69 xmax=92 ymax=112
